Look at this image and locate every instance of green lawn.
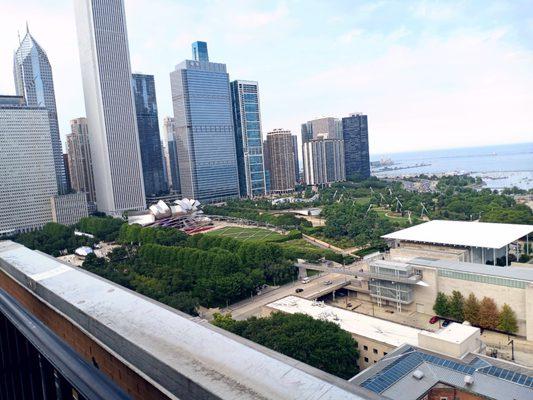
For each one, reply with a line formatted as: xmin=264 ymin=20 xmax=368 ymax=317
xmin=206 ymin=226 xmax=284 ymax=242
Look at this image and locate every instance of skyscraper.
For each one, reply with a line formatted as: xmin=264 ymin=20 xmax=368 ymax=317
xmin=67 ymin=118 xmax=96 ymax=211
xmin=192 ymin=41 xmax=209 ymax=62
xmin=170 ymin=42 xmax=239 ymax=203
xmin=74 ymin=0 xmax=146 ymax=215
xmin=230 ymin=80 xmax=267 ymax=198
xmin=301 ymin=117 xmax=342 ymax=143
xmin=265 ymin=129 xmax=296 ymax=193
xmin=302 ymin=135 xmax=346 ymax=185
xmin=0 ymin=95 xmax=58 ymax=235
xmin=292 ymin=135 xmax=300 ymax=183
xmin=342 ymin=113 xmax=370 ymax=179
xmin=163 ymin=116 xmax=180 ymax=193
xmin=13 ymin=27 xmax=67 ymax=194
xmin=131 ymin=73 xmax=167 ymax=197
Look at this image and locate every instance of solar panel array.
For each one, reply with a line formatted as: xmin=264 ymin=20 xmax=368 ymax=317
xmin=360 ymin=349 xmax=533 ymax=394
xmin=419 ymin=353 xmax=476 ymax=375
xmin=361 ymin=352 xmax=423 ymax=393
xmin=477 ymin=366 xmax=533 ymax=388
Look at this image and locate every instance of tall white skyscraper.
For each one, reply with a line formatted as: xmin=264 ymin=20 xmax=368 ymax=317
xmin=74 ymin=0 xmax=145 ymax=215
xmin=0 ymin=96 xmax=58 ymax=236
xmin=13 ymin=27 xmax=67 ymax=194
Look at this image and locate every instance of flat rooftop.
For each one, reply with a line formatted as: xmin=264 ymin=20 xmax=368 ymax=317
xmin=382 ymin=220 xmax=533 ymax=249
xmin=0 ymin=241 xmax=371 ymax=400
xmin=409 ymin=257 xmax=533 ymax=282
xmin=419 ymin=322 xmax=479 ymax=344
xmin=267 ymin=296 xmax=421 ymax=348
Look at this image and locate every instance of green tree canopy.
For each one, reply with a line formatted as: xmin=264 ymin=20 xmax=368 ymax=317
xmin=433 ymin=292 xmax=449 ymax=317
xmin=212 ymin=312 xmax=359 ymax=379
xmin=498 ymin=304 xmax=518 ymax=334
xmin=448 ymin=291 xmax=465 ymax=322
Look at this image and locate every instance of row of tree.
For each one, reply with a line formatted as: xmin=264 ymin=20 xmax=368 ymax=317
xmin=433 ymin=291 xmax=518 ymax=333
xmin=212 ymin=312 xmax=360 ymax=379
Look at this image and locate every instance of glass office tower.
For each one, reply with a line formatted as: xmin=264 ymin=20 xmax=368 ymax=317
xmin=131 ymin=73 xmax=167 ymax=196
xmin=342 ymin=113 xmax=370 ymax=179
xmin=170 ymin=42 xmax=239 ymax=203
xmin=13 ymin=28 xmax=67 ymax=194
xmin=231 ymin=80 xmax=267 ymax=198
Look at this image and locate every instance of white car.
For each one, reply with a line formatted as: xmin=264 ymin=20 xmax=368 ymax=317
xmin=301 ymin=277 xmax=310 ymax=284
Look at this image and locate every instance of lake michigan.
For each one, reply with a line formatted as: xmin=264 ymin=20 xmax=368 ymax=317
xmin=371 ymin=142 xmax=533 ymax=190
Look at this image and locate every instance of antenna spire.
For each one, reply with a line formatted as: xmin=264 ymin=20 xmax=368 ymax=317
xmin=26 ymin=21 xmax=29 ymax=34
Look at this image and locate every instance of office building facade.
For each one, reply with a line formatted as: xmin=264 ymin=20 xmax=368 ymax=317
xmin=131 ymin=73 xmax=167 ymax=197
xmin=163 ymin=117 xmax=181 ymax=193
xmin=51 ymin=192 xmax=89 ymax=226
xmin=66 ymin=118 xmax=96 ymax=210
xmin=0 ymin=96 xmax=58 ymax=236
xmin=230 ymin=80 xmax=267 ymax=198
xmin=74 ymin=0 xmax=146 ymax=215
xmin=301 ymin=117 xmax=342 ymax=142
xmin=170 ymin=42 xmax=239 ymax=203
xmin=292 ymin=135 xmax=300 ymax=183
xmin=342 ymin=113 xmax=370 ymax=179
xmin=302 ymin=136 xmax=345 ymax=185
xmin=265 ymin=129 xmax=296 ymax=193
xmin=13 ymin=28 xmax=67 ymax=194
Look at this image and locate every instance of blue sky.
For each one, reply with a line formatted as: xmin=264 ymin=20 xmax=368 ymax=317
xmin=1 ymin=0 xmax=532 ymax=154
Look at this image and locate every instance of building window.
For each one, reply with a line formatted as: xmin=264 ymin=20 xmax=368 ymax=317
xmin=439 ymin=397 xmax=448 ymax=400
xmin=363 ymin=345 xmax=368 ymax=351
xmin=383 ymin=352 xmax=388 ymax=356
xmin=364 ymin=357 xmax=369 ymax=363
xmin=373 ymin=348 xmax=378 ymax=354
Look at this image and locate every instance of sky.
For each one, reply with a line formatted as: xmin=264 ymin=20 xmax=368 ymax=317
xmin=1 ymin=0 xmax=532 ymax=155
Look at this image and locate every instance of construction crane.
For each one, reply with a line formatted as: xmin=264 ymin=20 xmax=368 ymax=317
xmin=395 ymin=197 xmax=403 ymax=213
xmin=420 ymin=202 xmax=429 ymax=219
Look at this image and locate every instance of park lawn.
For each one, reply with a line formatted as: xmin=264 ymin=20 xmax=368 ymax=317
xmin=353 ymin=196 xmax=371 ymax=205
xmin=206 ymin=226 xmax=284 ymax=242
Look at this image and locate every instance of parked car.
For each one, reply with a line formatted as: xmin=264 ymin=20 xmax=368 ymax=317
xmin=323 ymin=280 xmax=333 ymax=285
xmin=301 ymin=277 xmax=310 ymax=284
xmin=429 ymin=316 xmax=439 ymax=324
xmin=442 ymin=320 xmax=451 ymax=327
xmin=295 ymin=288 xmax=304 ymax=293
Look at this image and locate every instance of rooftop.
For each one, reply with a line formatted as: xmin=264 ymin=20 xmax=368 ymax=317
xmin=382 ymin=220 xmax=533 ymax=249
xmin=419 ymin=322 xmax=479 ymax=345
xmin=268 ymin=296 xmax=421 ymax=348
xmin=350 ymin=345 xmax=533 ymax=400
xmin=409 ymin=257 xmax=533 ymax=282
xmin=0 ymin=241 xmax=371 ymax=400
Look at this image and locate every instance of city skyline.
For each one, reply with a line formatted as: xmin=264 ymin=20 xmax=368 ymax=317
xmin=1 ymin=0 xmax=532 ymax=155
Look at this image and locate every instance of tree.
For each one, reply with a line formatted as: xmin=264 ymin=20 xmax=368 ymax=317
xmin=212 ymin=312 xmax=359 ymax=379
xmin=433 ymin=292 xmax=449 ymax=317
xmin=478 ymin=297 xmax=500 ymax=330
xmin=498 ymin=304 xmax=518 ymax=334
xmin=463 ymin=293 xmax=480 ymax=326
xmin=448 ymin=291 xmax=465 ymax=322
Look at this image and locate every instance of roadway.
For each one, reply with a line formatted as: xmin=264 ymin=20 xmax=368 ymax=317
xmin=221 ymin=273 xmax=348 ymax=321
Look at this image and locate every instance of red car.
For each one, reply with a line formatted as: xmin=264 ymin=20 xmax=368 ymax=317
xmin=429 ymin=316 xmax=439 ymax=324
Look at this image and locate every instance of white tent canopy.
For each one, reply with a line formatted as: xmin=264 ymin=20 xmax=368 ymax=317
xmin=382 ymin=220 xmax=533 ymax=250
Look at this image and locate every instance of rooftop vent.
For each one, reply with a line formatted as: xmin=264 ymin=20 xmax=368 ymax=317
xmin=412 ymin=370 xmax=424 ymax=380
xmin=464 ymin=375 xmax=474 ymax=385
